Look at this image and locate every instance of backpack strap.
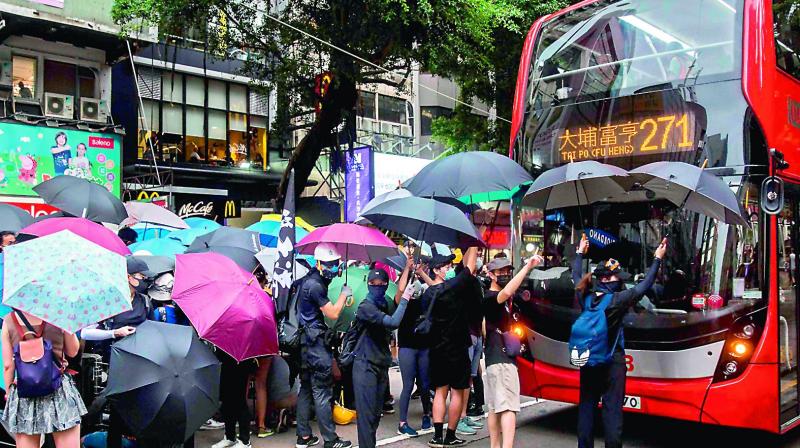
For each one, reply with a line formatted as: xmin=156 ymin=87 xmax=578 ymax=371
xmin=12 ymin=311 xmax=43 ymax=341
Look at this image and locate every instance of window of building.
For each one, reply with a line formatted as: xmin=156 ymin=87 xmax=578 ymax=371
xmin=356 ymin=91 xmax=376 ymax=119
xmin=78 ymin=67 xmax=97 ymax=98
xmin=775 ymin=1 xmax=800 ymax=80
xmin=420 ymin=106 xmax=453 ymax=136
xmin=12 ymin=55 xmax=36 ymax=98
xmin=378 ymin=94 xmax=408 ymax=124
xmin=229 ymin=84 xmax=247 ymax=113
xmin=186 ymin=106 xmax=206 ymax=163
xmin=208 ymin=109 xmax=227 ymax=164
xmin=43 ymin=60 xmax=77 ymax=97
xmin=229 ymin=112 xmax=247 ymax=166
xmin=208 ymin=79 xmax=226 ymax=109
xmin=249 ymin=115 xmax=268 ymax=171
xmin=137 ymin=100 xmax=160 ymax=160
xmin=162 ymin=72 xmax=183 ymax=103
xmin=161 ymin=102 xmax=184 ymax=162
xmin=185 ymin=76 xmax=205 ymax=107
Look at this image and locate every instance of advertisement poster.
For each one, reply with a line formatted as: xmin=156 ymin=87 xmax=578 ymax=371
xmin=344 ymin=146 xmax=374 ymax=223
xmin=0 ymin=123 xmax=122 ymax=197
xmin=373 ymin=153 xmax=431 ymax=196
xmin=172 ymin=193 xmax=241 ymax=224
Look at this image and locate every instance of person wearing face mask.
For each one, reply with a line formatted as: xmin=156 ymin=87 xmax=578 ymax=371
xmin=573 ymin=236 xmax=667 ymax=448
xmin=295 ymin=243 xmax=352 ymax=448
xmin=352 ymin=260 xmax=415 ymax=448
xmin=482 ymin=255 xmax=542 ymax=448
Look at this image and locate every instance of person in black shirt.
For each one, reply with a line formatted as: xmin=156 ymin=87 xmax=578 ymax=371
xmin=573 ymin=236 xmax=667 ymax=448
xmin=427 ymin=248 xmax=480 ymax=448
xmin=482 ymin=255 xmax=542 ymax=448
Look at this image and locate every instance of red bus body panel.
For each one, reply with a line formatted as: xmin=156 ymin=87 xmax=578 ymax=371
xmin=701 ymin=363 xmax=778 ymax=432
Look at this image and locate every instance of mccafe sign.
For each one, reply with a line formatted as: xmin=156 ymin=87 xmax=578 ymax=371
xmin=172 ymin=193 xmax=241 ymax=223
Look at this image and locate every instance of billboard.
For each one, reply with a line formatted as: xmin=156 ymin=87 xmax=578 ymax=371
xmin=373 ymin=153 xmax=431 ymax=196
xmin=0 ymin=123 xmax=122 ymax=197
xmin=344 ymin=146 xmax=374 ymax=223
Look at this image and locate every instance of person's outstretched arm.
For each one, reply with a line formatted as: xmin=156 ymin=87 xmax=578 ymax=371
xmin=572 ymin=235 xmax=589 ymax=285
xmin=613 ymin=238 xmax=667 ymax=308
xmin=497 ymin=255 xmax=544 ymax=304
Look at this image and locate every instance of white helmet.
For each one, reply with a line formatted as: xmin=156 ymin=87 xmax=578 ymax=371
xmin=314 ymin=242 xmax=341 ymax=262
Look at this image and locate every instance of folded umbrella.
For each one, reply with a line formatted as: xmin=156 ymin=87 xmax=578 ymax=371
xmin=186 ymin=227 xmax=262 ymax=272
xmin=361 ymin=197 xmax=485 ymax=248
xmin=522 ymin=160 xmax=629 ymax=209
xmin=295 ymin=223 xmax=398 ymax=262
xmin=129 ymin=238 xmax=187 ymax=257
xmin=172 ymin=253 xmax=278 ymax=361
xmin=21 ymin=217 xmax=131 ymax=256
xmin=247 ymin=220 xmax=310 ymax=248
xmin=3 ymin=230 xmax=131 ymax=333
xmin=324 ymin=265 xmax=398 ymax=332
xmin=33 ymin=176 xmax=128 ymax=224
xmin=123 ymin=202 xmax=189 ymax=230
xmin=0 ymin=204 xmax=33 ymax=233
xmin=628 ymin=161 xmax=749 ymax=226
xmin=103 ymin=321 xmax=220 ymax=444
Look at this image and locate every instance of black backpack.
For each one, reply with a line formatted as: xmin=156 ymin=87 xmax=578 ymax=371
xmin=337 ymin=320 xmax=365 ymax=368
xmin=278 ymin=276 xmax=307 ymax=354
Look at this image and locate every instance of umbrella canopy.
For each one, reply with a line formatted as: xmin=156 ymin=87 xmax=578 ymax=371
xmin=356 ymin=188 xmax=413 ymax=224
xmin=361 ymin=197 xmax=485 ymax=248
xmin=33 ymin=176 xmax=128 ymax=224
xmin=136 ymin=255 xmax=176 ymax=276
xmin=186 ymin=227 xmax=262 ymax=272
xmin=628 ymin=161 xmax=749 ymax=226
xmin=0 ymin=255 xmax=13 ymax=320
xmin=166 ymin=227 xmax=214 ymax=246
xmin=172 ymin=253 xmax=278 ymax=361
xmin=403 ymin=151 xmax=532 ymax=202
xmin=0 ymin=204 xmax=33 ymax=233
xmin=522 ymin=160 xmax=629 ymax=209
xmin=260 ymin=213 xmax=315 ymax=232
xmin=129 ymin=238 xmax=187 ymax=257
xmin=296 ymin=223 xmax=398 ymax=262
xmin=130 ymin=223 xmax=174 ymax=241
xmin=123 ymin=202 xmax=189 ymax=230
xmin=21 ymin=217 xmax=131 ymax=256
xmin=3 ymin=230 xmax=131 ymax=333
xmin=255 ymin=248 xmax=310 ymax=279
xmin=183 ymin=217 xmax=222 ymax=231
xmin=324 ymin=265 xmax=397 ymax=332
xmin=247 ymin=220 xmax=310 ymax=248
xmin=104 ymin=321 xmax=220 ymax=444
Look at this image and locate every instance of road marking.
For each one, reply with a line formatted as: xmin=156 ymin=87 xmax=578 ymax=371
xmin=370 ymin=399 xmax=548 ymax=447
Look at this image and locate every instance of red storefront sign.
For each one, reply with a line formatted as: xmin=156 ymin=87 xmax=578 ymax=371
xmin=6 ymin=202 xmax=60 ymax=218
xmin=88 ymin=136 xmax=115 ymax=149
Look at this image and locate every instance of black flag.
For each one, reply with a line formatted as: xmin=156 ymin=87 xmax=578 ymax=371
xmin=273 ymin=169 xmax=296 ymax=314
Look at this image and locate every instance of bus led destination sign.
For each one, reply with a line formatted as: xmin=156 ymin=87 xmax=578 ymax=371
xmin=558 ymin=112 xmax=697 ymax=162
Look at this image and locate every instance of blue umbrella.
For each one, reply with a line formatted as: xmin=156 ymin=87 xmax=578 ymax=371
xmin=184 ymin=217 xmax=222 ymax=231
xmin=246 ymin=221 xmax=310 ymax=248
xmin=131 ymin=223 xmax=174 ymax=241
xmin=129 ymin=238 xmax=187 ymax=257
xmin=167 ymin=227 xmax=215 ymax=246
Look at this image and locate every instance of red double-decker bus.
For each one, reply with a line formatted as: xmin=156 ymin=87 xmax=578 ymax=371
xmin=509 ymin=0 xmax=800 ymax=433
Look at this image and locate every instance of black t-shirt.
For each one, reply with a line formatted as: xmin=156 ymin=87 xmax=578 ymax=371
xmin=430 ymin=269 xmax=482 ymax=353
xmin=398 ymin=292 xmax=431 ymax=349
xmin=483 ymin=290 xmax=515 ymax=367
xmin=298 ymin=271 xmax=330 ymax=330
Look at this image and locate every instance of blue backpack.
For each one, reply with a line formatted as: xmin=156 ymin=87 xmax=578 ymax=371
xmin=568 ymin=293 xmax=621 ymax=367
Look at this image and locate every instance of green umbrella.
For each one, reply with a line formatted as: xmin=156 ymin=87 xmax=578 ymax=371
xmin=325 ymin=265 xmax=397 ymax=332
xmin=458 ymin=182 xmax=530 ymax=205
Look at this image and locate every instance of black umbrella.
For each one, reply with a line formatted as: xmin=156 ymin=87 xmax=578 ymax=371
xmin=186 ymin=227 xmax=262 ymax=271
xmin=361 ymin=197 xmax=485 ymax=248
xmin=403 ymin=151 xmax=532 ymax=203
xmin=0 ymin=204 xmax=33 ymax=232
xmin=103 ymin=321 xmax=220 ymax=444
xmin=629 ymin=161 xmax=749 ymax=226
xmin=33 ymin=176 xmax=128 ymax=224
xmin=137 ymin=255 xmax=176 ymax=276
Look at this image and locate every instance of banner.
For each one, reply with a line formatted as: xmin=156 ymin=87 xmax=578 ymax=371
xmin=0 ymin=123 xmax=122 ymax=197
xmin=273 ymin=169 xmax=296 ymax=314
xmin=373 ymin=153 xmax=431 ymax=196
xmin=172 ymin=193 xmax=241 ymax=223
xmin=344 ymin=146 xmax=374 ymax=222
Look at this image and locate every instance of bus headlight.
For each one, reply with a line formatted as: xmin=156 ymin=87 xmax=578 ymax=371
xmin=713 ymin=309 xmax=765 ymax=383
xmin=723 ymin=361 xmax=738 ymax=375
xmin=729 ymin=340 xmax=751 ymax=358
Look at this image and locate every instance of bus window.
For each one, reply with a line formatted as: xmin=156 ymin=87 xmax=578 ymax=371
xmin=779 ymin=185 xmax=799 ymax=424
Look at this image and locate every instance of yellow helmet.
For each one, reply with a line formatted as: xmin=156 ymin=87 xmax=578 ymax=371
xmin=452 ymin=248 xmax=463 ymax=264
xmin=333 ymin=402 xmax=357 ymax=425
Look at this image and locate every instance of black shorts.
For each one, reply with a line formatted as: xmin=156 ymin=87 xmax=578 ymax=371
xmin=429 ymin=347 xmax=471 ymax=390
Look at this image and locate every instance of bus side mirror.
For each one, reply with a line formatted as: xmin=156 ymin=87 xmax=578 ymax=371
xmin=761 ymin=176 xmax=784 ymax=215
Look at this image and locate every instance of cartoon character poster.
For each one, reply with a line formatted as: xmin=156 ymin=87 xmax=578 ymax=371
xmin=0 ymin=123 xmax=122 ymax=197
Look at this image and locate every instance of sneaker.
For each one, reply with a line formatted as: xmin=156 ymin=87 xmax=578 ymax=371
xmin=397 ymin=423 xmax=419 ymax=437
xmin=421 ymin=415 xmax=432 ymax=430
xmin=211 ymin=439 xmax=237 ymax=448
xmin=257 ymin=426 xmax=275 ymax=438
xmin=443 ymin=435 xmax=467 ymax=446
xmin=464 ymin=417 xmax=483 ymax=429
xmin=385 ymin=395 xmax=396 ymax=406
xmin=455 ymin=419 xmax=477 ymax=435
xmin=296 ymin=435 xmax=320 ymax=448
xmin=233 ymin=441 xmax=252 ymax=448
xmin=466 ymin=405 xmax=483 ymax=418
xmin=382 ymin=402 xmax=395 ymax=414
xmin=323 ymin=438 xmax=352 ymax=448
xmin=202 ymin=419 xmax=226 ymax=430
xmin=428 ymin=436 xmax=444 ymax=448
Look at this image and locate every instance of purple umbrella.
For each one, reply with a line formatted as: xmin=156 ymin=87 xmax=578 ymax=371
xmin=295 ymin=223 xmax=398 ymax=262
xmin=172 ymin=253 xmax=278 ymax=362
xmin=20 ymin=217 xmax=131 ymax=256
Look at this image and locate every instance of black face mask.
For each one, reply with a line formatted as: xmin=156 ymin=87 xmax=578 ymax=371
xmin=134 ymin=278 xmax=152 ymax=294
xmin=495 ymin=274 xmax=512 ymax=287
xmin=596 ymin=280 xmax=622 ymax=293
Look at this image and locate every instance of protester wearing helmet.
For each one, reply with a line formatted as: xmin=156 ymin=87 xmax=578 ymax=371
xmin=573 ymin=236 xmax=667 ymax=448
xmin=295 ymin=243 xmax=352 ymax=448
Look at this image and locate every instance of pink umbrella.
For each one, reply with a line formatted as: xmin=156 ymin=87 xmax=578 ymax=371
xmin=172 ymin=253 xmax=278 ymax=361
xmin=296 ymin=223 xmax=398 ymax=262
xmin=21 ymin=217 xmax=131 ymax=256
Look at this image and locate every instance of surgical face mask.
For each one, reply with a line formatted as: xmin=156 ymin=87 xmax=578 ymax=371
xmin=495 ymin=274 xmax=512 ymax=287
xmin=368 ymin=284 xmax=389 ymax=299
xmin=445 ymin=268 xmax=456 ymax=280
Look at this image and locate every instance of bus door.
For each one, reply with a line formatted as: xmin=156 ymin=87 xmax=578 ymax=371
xmin=779 ymin=184 xmax=800 ymax=427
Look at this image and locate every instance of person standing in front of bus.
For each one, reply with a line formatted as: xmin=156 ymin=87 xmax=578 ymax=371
xmin=573 ymin=236 xmax=667 ymax=448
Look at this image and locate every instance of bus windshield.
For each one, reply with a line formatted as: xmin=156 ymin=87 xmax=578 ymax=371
xmin=529 ymin=0 xmax=742 ymax=106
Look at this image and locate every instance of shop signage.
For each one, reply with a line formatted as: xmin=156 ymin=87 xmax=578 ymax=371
xmin=586 ymin=227 xmax=618 ymax=248
xmin=6 ymin=201 xmax=59 ymax=218
xmin=373 ymin=153 xmax=431 ymax=196
xmin=172 ymin=193 xmax=241 ymax=223
xmin=344 ymin=146 xmax=374 ymax=223
xmin=0 ymin=123 xmax=122 ymax=197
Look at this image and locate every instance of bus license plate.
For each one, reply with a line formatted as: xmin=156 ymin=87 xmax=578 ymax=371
xmin=623 ymin=395 xmax=641 ymax=410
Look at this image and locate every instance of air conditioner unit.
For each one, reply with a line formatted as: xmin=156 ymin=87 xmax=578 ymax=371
xmin=380 ymin=122 xmax=394 ymax=135
xmin=43 ymin=93 xmax=74 ymax=119
xmin=80 ymin=97 xmax=108 ymax=123
xmin=399 ymin=124 xmax=412 ymax=138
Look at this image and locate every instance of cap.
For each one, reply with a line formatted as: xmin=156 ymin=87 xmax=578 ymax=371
xmin=367 ymin=268 xmax=389 ymax=284
xmin=430 ymin=253 xmax=456 ymax=268
xmin=126 ymin=256 xmax=154 ymax=277
xmin=486 ymin=258 xmax=512 ymax=272
xmin=592 ymin=258 xmax=631 ymax=280
xmin=148 ymin=272 xmax=174 ymax=302
xmin=314 ymin=242 xmax=341 ymax=262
